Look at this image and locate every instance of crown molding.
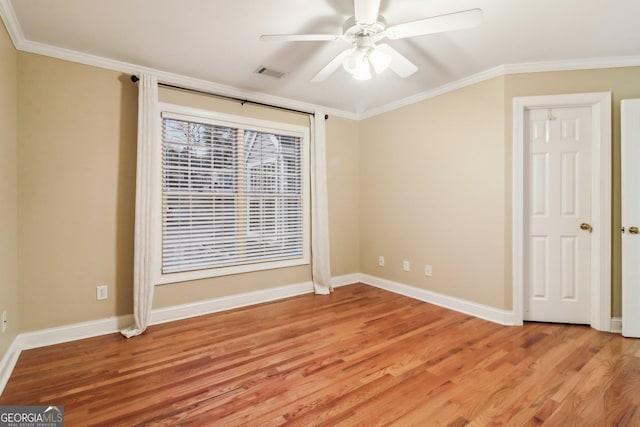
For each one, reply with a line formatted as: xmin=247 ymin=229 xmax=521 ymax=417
xmin=503 ymin=55 xmax=640 ymax=75
xmin=0 ymin=0 xmax=20 ymax=48
xmin=360 ymin=55 xmax=640 ymax=119
xmin=0 ymin=0 xmax=357 ymax=121
xmin=2 ymin=0 xmax=640 ymax=122
xmin=17 ymin=38 xmax=360 ymax=121
xmin=359 ymin=65 xmax=508 ymax=119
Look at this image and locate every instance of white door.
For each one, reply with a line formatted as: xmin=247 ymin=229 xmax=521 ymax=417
xmin=524 ymin=106 xmax=592 ymax=324
xmin=622 ymin=99 xmax=640 ymax=338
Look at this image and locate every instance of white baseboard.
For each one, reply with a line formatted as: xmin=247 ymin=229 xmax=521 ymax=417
xmin=12 ymin=277 xmax=360 ymax=355
xmin=359 ymin=274 xmax=516 ymax=326
xmin=2 ymin=315 xmax=133 ymax=396
xmin=610 ymin=317 xmax=622 ymax=333
xmin=0 ymin=279 xmax=321 ymax=396
xmin=19 ymin=315 xmax=133 ymax=351
xmin=150 ymin=281 xmax=314 ymax=325
xmin=331 ymin=273 xmax=360 ymax=288
xmin=3 ymin=272 xmax=519 ymax=396
xmin=0 ymin=336 xmax=21 ymax=396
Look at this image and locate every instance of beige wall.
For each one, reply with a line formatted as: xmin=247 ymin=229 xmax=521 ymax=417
xmin=16 ymin=59 xmax=360 ymax=330
xmin=360 ymin=67 xmax=640 ymax=314
xmin=18 ymin=53 xmax=138 ymax=331
xmin=360 ymin=77 xmax=508 ymax=308
xmin=0 ymin=22 xmax=19 ymax=357
xmin=505 ymin=67 xmax=640 ymax=317
xmin=326 ymin=116 xmax=360 ymax=276
xmin=11 ymin=42 xmax=639 ymax=333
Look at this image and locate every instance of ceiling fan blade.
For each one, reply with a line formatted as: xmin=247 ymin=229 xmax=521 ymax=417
xmin=354 ymin=0 xmax=381 ymax=25
xmin=376 ymin=44 xmax=418 ymax=78
xmin=385 ymin=8 xmax=482 ymax=40
xmin=311 ymin=49 xmax=353 ymax=82
xmin=260 ymin=34 xmax=342 ymax=42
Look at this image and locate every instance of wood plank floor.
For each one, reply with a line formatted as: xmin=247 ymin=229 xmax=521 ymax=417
xmin=2 ymin=284 xmax=640 ymax=426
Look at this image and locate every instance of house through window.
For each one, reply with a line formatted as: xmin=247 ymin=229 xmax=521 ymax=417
xmin=157 ymin=107 xmax=309 ymax=283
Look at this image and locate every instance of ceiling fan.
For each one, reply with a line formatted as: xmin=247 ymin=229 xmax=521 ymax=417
xmin=260 ymin=0 xmax=482 ymax=82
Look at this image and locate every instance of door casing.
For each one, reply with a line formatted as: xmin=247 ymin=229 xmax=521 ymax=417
xmin=621 ymin=99 xmax=640 ymax=338
xmin=512 ymin=92 xmax=612 ymax=331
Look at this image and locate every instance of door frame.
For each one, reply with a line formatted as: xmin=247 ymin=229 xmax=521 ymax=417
xmin=512 ymin=92 xmax=612 ymax=331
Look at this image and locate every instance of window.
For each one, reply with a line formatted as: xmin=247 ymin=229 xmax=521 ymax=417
xmin=155 ymin=105 xmax=309 ymax=284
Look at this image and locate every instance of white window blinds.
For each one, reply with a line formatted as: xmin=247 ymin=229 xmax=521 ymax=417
xmin=160 ymin=111 xmax=306 ymax=276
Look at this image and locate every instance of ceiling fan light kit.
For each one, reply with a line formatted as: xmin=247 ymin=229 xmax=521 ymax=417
xmin=342 ymin=45 xmax=391 ymax=81
xmin=369 ymin=48 xmax=392 ymax=74
xmin=260 ymin=0 xmax=482 ymax=82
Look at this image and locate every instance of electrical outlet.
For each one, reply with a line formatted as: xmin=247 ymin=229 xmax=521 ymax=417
xmin=378 ymin=256 xmax=385 ymax=267
xmin=2 ymin=310 xmax=7 ymax=333
xmin=425 ymin=264 xmax=433 ymax=277
xmin=403 ymin=260 xmax=410 ymax=272
xmin=96 ymin=285 xmax=108 ymax=301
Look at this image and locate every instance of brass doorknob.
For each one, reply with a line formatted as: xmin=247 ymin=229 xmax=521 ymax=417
xmin=630 ymin=226 xmax=640 ymax=235
xmin=580 ymin=223 xmax=592 ymax=232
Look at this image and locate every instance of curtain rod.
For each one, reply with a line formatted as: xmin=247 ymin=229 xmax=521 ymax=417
xmin=130 ymin=75 xmax=328 ymax=119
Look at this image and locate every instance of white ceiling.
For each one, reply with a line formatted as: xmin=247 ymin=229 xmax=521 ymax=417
xmin=3 ymin=0 xmax=640 ymax=116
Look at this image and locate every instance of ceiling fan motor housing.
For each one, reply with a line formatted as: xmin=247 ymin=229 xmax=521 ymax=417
xmin=343 ymin=15 xmax=387 ymax=42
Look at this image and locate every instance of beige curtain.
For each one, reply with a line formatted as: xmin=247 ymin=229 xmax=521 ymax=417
xmin=310 ymin=112 xmax=332 ymax=294
xmin=121 ymin=74 xmax=158 ymax=338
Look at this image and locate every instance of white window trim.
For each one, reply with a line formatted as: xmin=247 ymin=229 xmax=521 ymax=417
xmin=151 ymin=102 xmax=310 ymax=286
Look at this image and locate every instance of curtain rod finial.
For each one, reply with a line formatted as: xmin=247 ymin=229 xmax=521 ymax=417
xmin=131 ymin=75 xmax=139 ymax=83
xmin=324 ymin=114 xmax=329 ymax=120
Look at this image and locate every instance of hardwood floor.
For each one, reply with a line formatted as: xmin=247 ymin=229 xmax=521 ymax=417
xmin=2 ymin=283 xmax=640 ymax=426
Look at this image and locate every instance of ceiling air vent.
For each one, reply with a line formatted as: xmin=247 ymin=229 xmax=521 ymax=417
xmin=254 ymin=66 xmax=286 ymax=79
